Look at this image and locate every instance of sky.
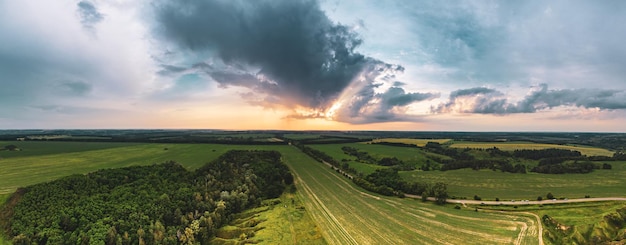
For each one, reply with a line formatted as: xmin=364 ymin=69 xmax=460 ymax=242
xmin=1 ymin=0 xmax=626 ymax=132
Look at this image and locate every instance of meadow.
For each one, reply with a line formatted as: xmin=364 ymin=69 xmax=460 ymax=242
xmin=449 ymin=141 xmax=614 ymax=157
xmin=0 ymin=141 xmax=543 ymax=244
xmin=308 ymin=143 xmax=451 ymax=174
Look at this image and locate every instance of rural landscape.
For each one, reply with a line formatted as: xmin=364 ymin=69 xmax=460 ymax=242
xmin=3 ymin=0 xmax=626 ymax=244
xmin=1 ymin=130 xmax=625 ymax=244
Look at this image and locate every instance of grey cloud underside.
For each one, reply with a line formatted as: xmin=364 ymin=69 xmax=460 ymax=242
xmin=152 ymin=0 xmax=430 ymax=123
xmin=77 ymin=1 xmax=103 ymax=30
xmin=434 ymin=84 xmax=626 ymax=114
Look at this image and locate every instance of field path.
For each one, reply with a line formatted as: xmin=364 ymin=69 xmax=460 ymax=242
xmin=281 ymin=146 xmax=536 ymax=244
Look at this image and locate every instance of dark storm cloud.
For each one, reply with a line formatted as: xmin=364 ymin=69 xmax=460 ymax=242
xmin=153 ymin=0 xmax=367 ymax=108
xmin=152 ymin=0 xmax=428 ymax=123
xmin=77 ymin=1 xmax=103 ymax=31
xmin=434 ymin=84 xmax=626 ymax=114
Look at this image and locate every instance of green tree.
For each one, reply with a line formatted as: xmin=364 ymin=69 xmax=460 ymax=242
xmin=432 ymin=182 xmax=448 ymax=205
xmin=546 ymin=192 xmax=555 ymax=199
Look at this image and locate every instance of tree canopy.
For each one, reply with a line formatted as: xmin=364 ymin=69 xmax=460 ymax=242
xmin=1 ymin=150 xmax=292 ymax=245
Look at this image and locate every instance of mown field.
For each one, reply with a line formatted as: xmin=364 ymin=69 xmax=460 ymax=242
xmin=279 ymin=146 xmax=540 ymax=244
xmin=449 ymin=141 xmax=614 ymax=157
xmin=403 ymin=164 xmax=626 ymax=200
xmin=0 ymin=141 xmax=543 ymax=244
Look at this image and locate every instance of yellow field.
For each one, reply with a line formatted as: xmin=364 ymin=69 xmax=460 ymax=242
xmin=450 ymin=141 xmax=614 ymax=157
xmin=370 ymin=138 xmax=451 ymax=147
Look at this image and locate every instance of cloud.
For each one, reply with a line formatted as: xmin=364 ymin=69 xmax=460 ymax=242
xmin=55 ymin=80 xmax=93 ymax=96
xmin=77 ymin=1 xmax=104 ymax=32
xmin=323 ymin=62 xmax=439 ymax=123
xmin=434 ymin=84 xmax=626 ymax=114
xmin=151 ymin=0 xmax=431 ymax=123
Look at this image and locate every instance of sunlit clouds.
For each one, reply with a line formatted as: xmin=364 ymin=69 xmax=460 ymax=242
xmin=1 ymin=0 xmax=626 ymax=131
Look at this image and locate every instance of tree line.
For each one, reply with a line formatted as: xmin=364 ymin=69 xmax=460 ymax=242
xmin=341 ymin=146 xmax=415 ymax=170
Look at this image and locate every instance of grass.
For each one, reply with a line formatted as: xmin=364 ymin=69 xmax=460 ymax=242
xmin=474 ymin=201 xmax=626 ymax=244
xmin=0 ymin=141 xmax=140 ymax=159
xmin=370 ymin=138 xmax=451 ymax=146
xmin=214 ymin=192 xmax=326 ymax=244
xmin=5 ymin=141 xmax=625 ymax=244
xmin=304 ymin=142 xmax=626 ymax=201
xmin=401 ymin=162 xmax=626 ymax=200
xmin=280 ymin=145 xmax=539 ymax=244
xmin=449 ymin=141 xmax=614 ymax=157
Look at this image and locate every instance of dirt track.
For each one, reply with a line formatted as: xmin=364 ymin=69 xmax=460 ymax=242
xmin=450 ymin=197 xmax=626 ymax=206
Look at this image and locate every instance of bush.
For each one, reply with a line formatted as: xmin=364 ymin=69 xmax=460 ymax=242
xmin=546 ymin=192 xmax=555 ymax=199
xmin=473 ymin=195 xmax=481 ymax=201
xmin=537 ymin=196 xmax=543 ymax=201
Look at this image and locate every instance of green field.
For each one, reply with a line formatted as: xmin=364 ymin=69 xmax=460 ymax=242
xmin=0 ymin=141 xmax=282 ymax=194
xmin=308 ymin=143 xmax=450 ymax=174
xmin=449 ymin=141 xmax=614 ymax=157
xmin=371 ymin=138 xmax=451 ymax=146
xmin=281 ymin=145 xmax=539 ymax=244
xmin=401 ymin=163 xmax=626 ymax=200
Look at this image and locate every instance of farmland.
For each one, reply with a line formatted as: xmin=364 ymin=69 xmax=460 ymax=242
xmin=277 ymin=146 xmax=540 ymax=244
xmin=449 ymin=141 xmax=614 ymax=157
xmin=305 ymin=142 xmax=626 ymax=200
xmin=402 ymin=163 xmax=626 ymax=200
xmin=2 ymin=136 xmax=626 ymax=244
xmin=0 ymin=141 xmax=543 ymax=244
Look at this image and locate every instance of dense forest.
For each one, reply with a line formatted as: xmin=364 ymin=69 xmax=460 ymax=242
xmin=0 ymin=150 xmax=293 ymax=245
